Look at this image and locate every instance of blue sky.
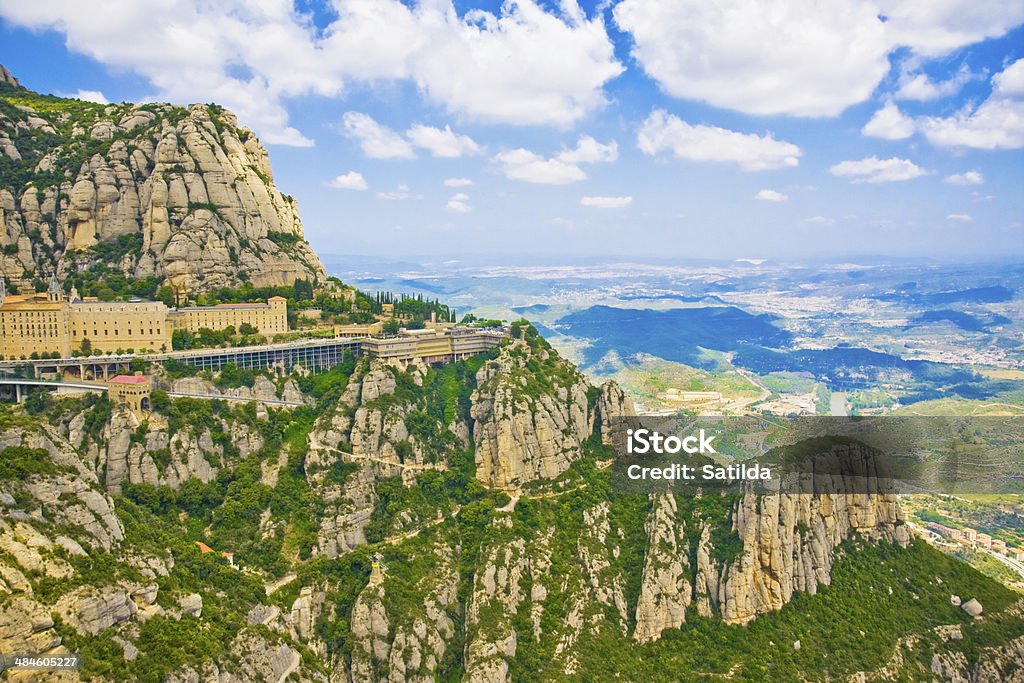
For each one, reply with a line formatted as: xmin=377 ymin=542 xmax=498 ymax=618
xmin=1 ymin=1 xmax=1022 ymax=262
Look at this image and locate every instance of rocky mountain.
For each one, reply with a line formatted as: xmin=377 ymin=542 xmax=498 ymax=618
xmin=1 ymin=327 xmax=1023 ymax=681
xmin=0 ymin=65 xmax=325 ymax=294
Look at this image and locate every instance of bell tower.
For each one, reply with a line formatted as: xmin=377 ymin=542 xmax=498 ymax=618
xmin=47 ymin=272 xmax=64 ymax=303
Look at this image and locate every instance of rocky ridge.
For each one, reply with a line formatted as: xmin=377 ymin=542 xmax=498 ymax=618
xmin=470 ymin=332 xmax=632 ymax=490
xmin=0 ymin=65 xmax=325 ymax=292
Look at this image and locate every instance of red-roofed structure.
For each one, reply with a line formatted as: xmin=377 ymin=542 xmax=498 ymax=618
xmin=110 ymin=374 xmax=149 ymax=384
xmin=108 ymin=373 xmax=152 ymax=417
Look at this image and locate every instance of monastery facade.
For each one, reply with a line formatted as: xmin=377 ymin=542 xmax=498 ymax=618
xmin=0 ymin=276 xmax=288 ymax=359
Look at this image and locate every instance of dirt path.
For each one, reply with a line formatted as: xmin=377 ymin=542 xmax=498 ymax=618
xmin=264 ymin=572 xmax=297 ymax=596
xmin=378 ymin=507 xmax=458 ymax=546
xmin=308 ymin=431 xmax=446 ymax=472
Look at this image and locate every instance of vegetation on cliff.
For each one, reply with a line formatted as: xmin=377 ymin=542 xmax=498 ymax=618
xmin=0 ymin=328 xmax=1022 ymax=681
xmin=0 ymin=71 xmax=325 ymax=294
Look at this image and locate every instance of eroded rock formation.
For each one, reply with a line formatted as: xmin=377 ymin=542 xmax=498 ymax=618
xmin=0 ymin=67 xmax=325 ymax=292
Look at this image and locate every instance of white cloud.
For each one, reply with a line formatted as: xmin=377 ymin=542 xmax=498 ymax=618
xmin=947 ymin=213 xmax=973 ymax=222
xmin=72 ymin=89 xmax=108 ymax=104
xmin=495 ymin=135 xmax=617 ymax=184
xmin=377 ymin=184 xmax=421 ymax=200
xmin=407 ymin=1 xmax=623 ymax=126
xmin=445 ymin=192 xmax=472 ymax=213
xmin=917 ymin=59 xmax=1024 ymax=149
xmin=879 ymin=2 xmax=1024 ymax=58
xmin=894 ymin=63 xmax=979 ymax=101
xmin=557 ymin=135 xmax=618 ymax=164
xmin=612 ymin=0 xmax=1024 ymax=117
xmin=754 ymin=189 xmax=788 ymax=201
xmin=0 ymin=0 xmax=622 ymax=144
xmin=862 ymin=101 xmax=916 ymax=140
xmin=0 ymin=1 xmax=330 ymax=146
xmin=406 ymin=124 xmax=481 ymax=158
xmin=829 ymin=156 xmax=927 ymax=183
xmin=614 ymin=0 xmax=889 ymax=117
xmin=920 ymin=99 xmax=1024 ymax=149
xmin=343 ymin=114 xmax=481 ymax=159
xmin=581 ymin=195 xmax=632 ymax=208
xmin=343 ymin=112 xmax=416 ymax=159
xmin=994 ymin=59 xmax=1024 ymax=96
xmin=443 ymin=178 xmax=473 ymax=187
xmin=495 ymin=149 xmax=585 ymax=184
xmin=638 ymin=109 xmax=801 ymax=171
xmin=329 ymin=171 xmax=369 ymax=191
xmin=944 ymin=171 xmax=984 ymax=186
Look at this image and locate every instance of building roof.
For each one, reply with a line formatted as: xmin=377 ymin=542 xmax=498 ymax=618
xmin=177 ymin=302 xmax=271 ymax=311
xmin=195 ymin=541 xmax=214 ymax=553
xmin=110 ymin=375 xmax=149 ymax=384
xmin=0 ymin=300 xmax=64 ymax=311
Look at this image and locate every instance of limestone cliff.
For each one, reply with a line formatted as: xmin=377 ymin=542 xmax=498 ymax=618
xmin=470 ymin=328 xmax=633 ymax=490
xmin=0 ymin=65 xmax=325 ymax=292
xmin=470 ymin=336 xmax=593 ymax=490
xmin=348 ymin=539 xmax=459 ymax=683
xmin=714 ymin=448 xmax=911 ymax=625
xmin=631 ymin=442 xmax=912 ymax=642
xmin=0 ymin=419 xmax=328 ymax=682
xmin=306 ymin=358 xmax=470 ymax=558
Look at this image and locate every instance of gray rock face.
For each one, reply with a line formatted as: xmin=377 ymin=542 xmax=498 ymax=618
xmin=385 ymin=542 xmax=459 ymax=683
xmin=101 ymin=403 xmax=262 ymax=493
xmin=630 ymin=443 xmax=915 ymax=636
xmin=306 ymin=359 xmax=466 ymax=558
xmin=360 ymin=365 xmax=398 ymax=403
xmin=465 ymin=534 xmax=529 ymax=683
xmin=471 ymin=338 xmax=594 ymax=490
xmin=288 ymin=585 xmax=325 ymax=643
xmin=245 ymin=604 xmax=281 ymax=627
xmin=56 ymin=586 xmax=136 ymax=635
xmin=962 ymin=598 xmax=983 ymax=618
xmin=634 ymin=493 xmax=691 ymax=643
xmin=919 ymin=624 xmax=1024 ymax=683
xmin=708 ymin=444 xmax=911 ymax=625
xmin=0 ymin=64 xmax=18 ymax=87
xmin=0 ymin=596 xmax=60 ymax=653
xmin=313 ymin=461 xmax=377 ymax=559
xmin=0 ymin=91 xmax=325 ymax=292
xmin=1 ymin=426 xmax=125 ymax=558
xmin=350 ymin=583 xmax=391 ymax=683
xmin=596 ymin=380 xmax=636 ymax=443
xmin=163 ymin=632 xmax=302 ymax=683
xmin=179 ymin=593 xmax=203 ymax=618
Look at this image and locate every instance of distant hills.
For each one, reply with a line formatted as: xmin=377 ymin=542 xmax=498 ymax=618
xmin=557 ymin=304 xmax=791 ymax=367
xmin=876 ymin=285 xmax=1015 ymax=305
xmin=557 ymin=303 xmax=1016 ymax=401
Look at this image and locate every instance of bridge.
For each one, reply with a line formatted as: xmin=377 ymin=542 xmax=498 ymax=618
xmin=0 ymin=378 xmax=304 ymax=407
xmin=0 ymin=336 xmax=367 ymax=380
xmin=0 ymin=378 xmax=107 ymax=402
